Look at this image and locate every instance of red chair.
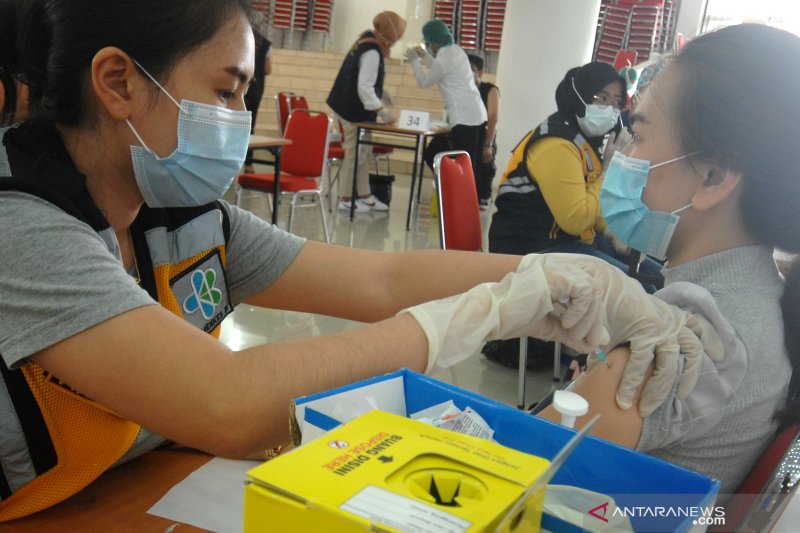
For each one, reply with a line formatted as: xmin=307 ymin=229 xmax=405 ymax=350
xmin=236 ymin=109 xmax=332 ymax=242
xmin=433 ymin=151 xmax=482 ymax=252
xmin=325 ymin=120 xmax=345 ymax=212
xmin=613 ymin=49 xmax=638 ymax=71
xmin=434 ymin=150 xmax=559 ymax=408
xmin=717 ymin=423 xmax=800 ymax=531
xmin=274 ymin=92 xmax=309 ymax=134
xmin=324 ymin=120 xmax=392 ymax=212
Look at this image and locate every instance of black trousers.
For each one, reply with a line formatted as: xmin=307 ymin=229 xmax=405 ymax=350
xmin=424 ymin=123 xmax=486 ymax=199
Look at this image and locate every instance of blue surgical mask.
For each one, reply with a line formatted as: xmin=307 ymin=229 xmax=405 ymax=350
xmin=126 ymin=60 xmax=251 ymax=208
xmin=600 ymin=151 xmax=697 ymax=260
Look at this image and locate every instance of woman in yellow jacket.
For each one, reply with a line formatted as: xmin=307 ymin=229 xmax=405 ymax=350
xmin=484 ymin=62 xmax=638 ymax=370
xmin=488 ymin=62 xmax=627 ymax=259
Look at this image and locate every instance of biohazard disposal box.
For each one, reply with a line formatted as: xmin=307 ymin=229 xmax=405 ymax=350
xmin=244 ymin=410 xmax=550 ymax=532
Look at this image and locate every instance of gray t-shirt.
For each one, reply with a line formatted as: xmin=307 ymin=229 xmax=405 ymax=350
xmin=0 ymin=193 xmax=305 ymax=479
xmin=638 ymin=245 xmax=790 ymax=495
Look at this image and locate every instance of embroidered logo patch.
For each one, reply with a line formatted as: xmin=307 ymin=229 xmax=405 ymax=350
xmin=183 ymin=269 xmax=223 ymax=319
xmin=170 ymin=250 xmax=232 ymax=332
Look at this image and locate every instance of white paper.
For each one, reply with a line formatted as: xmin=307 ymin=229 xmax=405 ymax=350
xmin=398 ymin=109 xmax=430 ymax=131
xmin=341 ymin=485 xmax=470 ymax=533
xmin=295 ymin=375 xmax=406 ymax=445
xmin=147 ymin=457 xmax=260 ymax=533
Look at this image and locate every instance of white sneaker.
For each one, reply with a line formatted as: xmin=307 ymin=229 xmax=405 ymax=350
xmin=338 ymin=199 xmax=370 ymax=213
xmin=359 ymin=195 xmax=389 ymax=212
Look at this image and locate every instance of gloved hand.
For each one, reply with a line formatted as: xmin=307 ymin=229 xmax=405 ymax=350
xmin=563 ymin=254 xmax=725 ymax=417
xmin=400 ymin=254 xmax=609 ymax=374
xmin=377 ymin=108 xmax=396 ymax=125
xmin=403 ymin=47 xmax=420 ymax=62
xmin=602 ymin=128 xmax=633 ymax=170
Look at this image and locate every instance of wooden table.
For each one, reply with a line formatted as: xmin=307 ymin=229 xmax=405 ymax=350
xmin=247 ymin=135 xmax=293 ymax=225
xmin=7 ymin=449 xmax=214 ymax=531
xmin=350 ymin=123 xmax=447 ymax=230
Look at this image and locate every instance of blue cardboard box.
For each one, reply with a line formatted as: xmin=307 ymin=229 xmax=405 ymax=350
xmin=292 ymin=369 xmax=721 ymax=532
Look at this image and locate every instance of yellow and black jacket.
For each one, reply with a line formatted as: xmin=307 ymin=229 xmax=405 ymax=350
xmin=488 ymin=113 xmax=603 ymax=255
xmin=0 ymin=120 xmax=233 ymax=520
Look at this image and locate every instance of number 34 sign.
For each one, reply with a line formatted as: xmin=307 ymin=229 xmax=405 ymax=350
xmin=398 ymin=109 xmax=430 ymax=131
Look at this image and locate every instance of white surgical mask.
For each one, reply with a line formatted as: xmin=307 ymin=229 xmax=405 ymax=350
xmin=572 ymin=78 xmax=620 ymax=137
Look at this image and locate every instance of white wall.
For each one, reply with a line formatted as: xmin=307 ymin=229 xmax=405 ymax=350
xmin=675 ymin=0 xmax=708 ymax=40
xmin=329 ymin=0 xmax=434 ymax=59
xmin=494 ymin=0 xmax=601 ymax=176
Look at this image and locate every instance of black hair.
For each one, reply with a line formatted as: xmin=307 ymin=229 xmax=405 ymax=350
xmin=671 ymin=23 xmax=800 ymax=427
xmin=17 ymin=0 xmax=252 ymax=126
xmin=0 ymin=0 xmax=22 ymax=125
xmin=467 ymin=54 xmax=484 ymax=72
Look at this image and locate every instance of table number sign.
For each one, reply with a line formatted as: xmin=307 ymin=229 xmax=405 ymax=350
xmin=397 ymin=109 xmax=430 ymax=131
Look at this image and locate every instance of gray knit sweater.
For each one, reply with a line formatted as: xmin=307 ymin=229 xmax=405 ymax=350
xmin=637 ymin=245 xmax=791 ymax=495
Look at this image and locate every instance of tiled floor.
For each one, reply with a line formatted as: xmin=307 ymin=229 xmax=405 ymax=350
xmin=220 ymin=172 xmax=567 ymax=410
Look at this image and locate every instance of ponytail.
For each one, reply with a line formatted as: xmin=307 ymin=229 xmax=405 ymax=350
xmin=778 ymin=259 xmax=800 ymax=426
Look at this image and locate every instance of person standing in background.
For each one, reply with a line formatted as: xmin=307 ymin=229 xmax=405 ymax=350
xmin=468 ymin=54 xmax=499 ymax=210
xmin=405 ymin=19 xmax=486 ymax=186
xmin=327 ymin=11 xmax=406 ymax=213
xmin=242 ymin=18 xmax=272 ymax=174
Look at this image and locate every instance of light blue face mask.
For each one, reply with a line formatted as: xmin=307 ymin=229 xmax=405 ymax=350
xmin=572 ymin=78 xmax=620 ymax=138
xmin=600 ymin=151 xmax=697 ymax=260
xmin=126 ymin=60 xmax=251 ymax=208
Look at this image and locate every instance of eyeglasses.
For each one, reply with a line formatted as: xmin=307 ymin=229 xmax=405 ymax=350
xmin=592 ymin=91 xmax=626 ymax=111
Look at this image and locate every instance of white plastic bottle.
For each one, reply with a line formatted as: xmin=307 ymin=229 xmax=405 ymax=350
xmin=552 ymin=390 xmax=589 ymax=429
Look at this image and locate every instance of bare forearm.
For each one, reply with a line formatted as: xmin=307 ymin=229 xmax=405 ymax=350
xmin=486 ymin=89 xmax=500 ymax=143
xmin=249 ymin=243 xmax=523 ymax=323
xmin=226 ymin=314 xmax=428 ymax=455
xmin=486 ymin=121 xmax=498 ymax=145
xmin=367 ymin=249 xmax=522 ymax=320
xmin=32 ymin=307 xmax=428 ymax=459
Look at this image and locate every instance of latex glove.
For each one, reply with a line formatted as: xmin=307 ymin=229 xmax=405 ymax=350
xmin=381 ymin=90 xmax=394 ymax=107
xmin=560 ymin=254 xmax=725 ymax=417
xmin=602 ymin=128 xmax=633 ymax=170
xmin=403 ymin=47 xmax=419 ymax=62
xmin=400 ymin=254 xmax=609 ymax=374
xmin=377 ymin=108 xmax=396 ymax=125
